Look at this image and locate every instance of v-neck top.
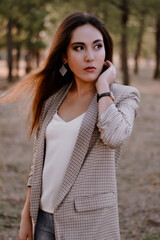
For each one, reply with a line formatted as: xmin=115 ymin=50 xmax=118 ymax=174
xmin=40 ymin=111 xmax=85 ymax=213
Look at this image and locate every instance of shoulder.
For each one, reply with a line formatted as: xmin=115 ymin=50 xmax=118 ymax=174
xmin=40 ymin=82 xmax=73 ymax=122
xmin=110 ymin=83 xmax=140 ymax=103
xmin=110 ymin=82 xmax=140 ymax=95
xmin=44 ymin=82 xmax=73 ymax=108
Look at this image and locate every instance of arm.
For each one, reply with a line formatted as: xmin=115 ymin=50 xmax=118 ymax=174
xmin=19 ymin=187 xmax=33 ymax=240
xmin=19 ymin=130 xmax=39 ymax=239
xmin=96 ymin=61 xmax=140 ymax=148
xmin=95 ymin=60 xmax=116 ymax=117
xmin=97 ymin=87 xmax=140 ymax=148
xmin=27 ymin=131 xmax=38 ymax=186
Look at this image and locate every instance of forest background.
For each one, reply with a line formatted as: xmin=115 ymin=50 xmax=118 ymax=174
xmin=0 ymin=0 xmax=160 ymax=239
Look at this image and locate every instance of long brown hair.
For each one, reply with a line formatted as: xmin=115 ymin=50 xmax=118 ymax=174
xmin=0 ymin=12 xmax=113 ymax=137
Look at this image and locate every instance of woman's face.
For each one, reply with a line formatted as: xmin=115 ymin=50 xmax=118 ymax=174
xmin=65 ymin=24 xmax=106 ymax=84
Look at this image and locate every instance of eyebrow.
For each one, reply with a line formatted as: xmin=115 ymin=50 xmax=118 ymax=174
xmin=71 ymin=39 xmax=103 ymax=46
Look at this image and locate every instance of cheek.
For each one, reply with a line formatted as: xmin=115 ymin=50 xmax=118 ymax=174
xmin=67 ymin=53 xmax=81 ymax=71
xmin=99 ymin=50 xmax=106 ymax=62
xmin=97 ymin=54 xmax=105 ymax=70
xmin=94 ymin=47 xmax=105 ymax=65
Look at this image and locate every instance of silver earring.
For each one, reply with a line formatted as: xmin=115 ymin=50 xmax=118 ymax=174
xmin=59 ymin=64 xmax=67 ymax=76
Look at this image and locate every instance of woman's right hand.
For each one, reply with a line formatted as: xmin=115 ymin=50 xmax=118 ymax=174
xmin=19 ymin=187 xmax=33 ymax=240
xmin=19 ymin=211 xmax=33 ymax=240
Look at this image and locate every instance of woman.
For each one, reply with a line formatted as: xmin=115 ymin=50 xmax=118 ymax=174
xmin=1 ymin=12 xmax=140 ymax=240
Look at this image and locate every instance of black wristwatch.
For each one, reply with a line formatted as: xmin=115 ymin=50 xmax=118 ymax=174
xmin=97 ymin=92 xmax=114 ymax=102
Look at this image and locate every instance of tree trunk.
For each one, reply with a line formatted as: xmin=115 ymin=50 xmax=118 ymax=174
xmin=7 ymin=18 xmax=13 ymax=82
xmin=154 ymin=17 xmax=160 ymax=79
xmin=121 ymin=0 xmax=129 ymax=85
xmin=15 ymin=26 xmax=22 ymax=79
xmin=134 ymin=15 xmax=145 ymax=74
xmin=16 ymin=46 xmax=21 ymax=79
xmin=36 ymin=50 xmax=40 ymax=67
xmin=25 ymin=50 xmax=32 ymax=74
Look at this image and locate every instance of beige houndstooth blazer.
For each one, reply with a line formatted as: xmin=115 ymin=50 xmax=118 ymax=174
xmin=28 ymin=82 xmax=140 ymax=240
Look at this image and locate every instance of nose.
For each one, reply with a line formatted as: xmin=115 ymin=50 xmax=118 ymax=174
xmin=85 ymin=50 xmax=95 ymax=62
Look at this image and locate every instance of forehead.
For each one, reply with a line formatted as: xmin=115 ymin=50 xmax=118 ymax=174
xmin=70 ymin=24 xmax=103 ymax=43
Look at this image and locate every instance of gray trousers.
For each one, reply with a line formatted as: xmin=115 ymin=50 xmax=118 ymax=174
xmin=34 ymin=209 xmax=56 ymax=240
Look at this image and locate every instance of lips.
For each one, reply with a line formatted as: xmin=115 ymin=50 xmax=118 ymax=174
xmin=84 ymin=66 xmax=96 ymax=72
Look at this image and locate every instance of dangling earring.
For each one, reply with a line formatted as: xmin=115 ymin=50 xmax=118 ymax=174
xmin=59 ymin=63 xmax=67 ymax=76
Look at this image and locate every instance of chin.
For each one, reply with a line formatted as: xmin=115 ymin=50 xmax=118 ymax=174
xmin=74 ymin=73 xmax=99 ymax=83
xmin=82 ymin=78 xmax=97 ymax=83
xmin=83 ymin=75 xmax=99 ymax=82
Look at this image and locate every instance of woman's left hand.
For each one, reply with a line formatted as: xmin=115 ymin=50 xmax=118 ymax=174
xmin=95 ymin=60 xmax=116 ymax=93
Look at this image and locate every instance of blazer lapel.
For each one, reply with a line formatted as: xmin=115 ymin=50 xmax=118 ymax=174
xmin=31 ymin=82 xmax=73 ymax=219
xmin=40 ymin=82 xmax=74 ymax=136
xmin=35 ymin=83 xmax=73 ymax=169
xmin=54 ymin=93 xmax=98 ymax=210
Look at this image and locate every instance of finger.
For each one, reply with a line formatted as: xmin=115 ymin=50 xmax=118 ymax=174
xmin=104 ymin=60 xmax=111 ymax=67
xmin=104 ymin=60 xmax=116 ymax=78
xmin=28 ymin=234 xmax=33 ymax=240
xmin=106 ymin=60 xmax=114 ymax=66
xmin=106 ymin=61 xmax=116 ymax=77
xmin=110 ymin=66 xmax=116 ymax=78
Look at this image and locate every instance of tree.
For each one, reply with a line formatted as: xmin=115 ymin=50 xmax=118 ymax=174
xmin=145 ymin=0 xmax=160 ymax=79
xmin=154 ymin=16 xmax=160 ymax=79
xmin=134 ymin=15 xmax=145 ymax=74
xmin=0 ymin=0 xmax=52 ymax=81
xmin=6 ymin=17 xmax=13 ymax=82
xmin=0 ymin=0 xmax=15 ymax=81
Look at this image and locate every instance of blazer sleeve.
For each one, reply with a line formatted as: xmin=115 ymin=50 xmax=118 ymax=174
xmin=27 ymin=132 xmax=38 ymax=187
xmin=27 ymin=95 xmax=51 ymax=187
xmin=27 ymin=98 xmax=48 ymax=187
xmin=97 ymin=86 xmax=140 ymax=148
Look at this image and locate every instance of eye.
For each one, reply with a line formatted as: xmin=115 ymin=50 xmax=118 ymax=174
xmin=94 ymin=44 xmax=103 ymax=50
xmin=73 ymin=46 xmax=84 ymax=51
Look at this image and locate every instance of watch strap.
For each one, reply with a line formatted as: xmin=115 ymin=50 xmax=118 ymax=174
xmin=97 ymin=92 xmax=114 ymax=102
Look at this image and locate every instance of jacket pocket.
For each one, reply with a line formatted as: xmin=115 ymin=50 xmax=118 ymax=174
xmin=74 ymin=192 xmax=116 ymax=212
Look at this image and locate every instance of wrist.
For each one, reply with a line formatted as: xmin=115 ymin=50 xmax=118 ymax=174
xmin=96 ymin=79 xmax=110 ymax=94
xmin=21 ymin=210 xmax=31 ymax=219
xmin=21 ymin=204 xmax=30 ymax=218
xmin=97 ymin=85 xmax=110 ymax=94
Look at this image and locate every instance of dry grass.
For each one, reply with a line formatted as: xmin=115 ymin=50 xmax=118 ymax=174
xmin=0 ymin=60 xmax=160 ymax=239
xmin=118 ymin=66 xmax=160 ymax=239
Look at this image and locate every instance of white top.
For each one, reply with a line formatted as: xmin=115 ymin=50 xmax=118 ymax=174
xmin=40 ymin=111 xmax=85 ymax=213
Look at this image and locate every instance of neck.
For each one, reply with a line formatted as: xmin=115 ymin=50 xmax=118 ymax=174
xmin=70 ymin=79 xmax=96 ymax=97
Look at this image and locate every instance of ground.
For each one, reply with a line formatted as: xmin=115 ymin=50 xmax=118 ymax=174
xmin=0 ymin=59 xmax=160 ymax=239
